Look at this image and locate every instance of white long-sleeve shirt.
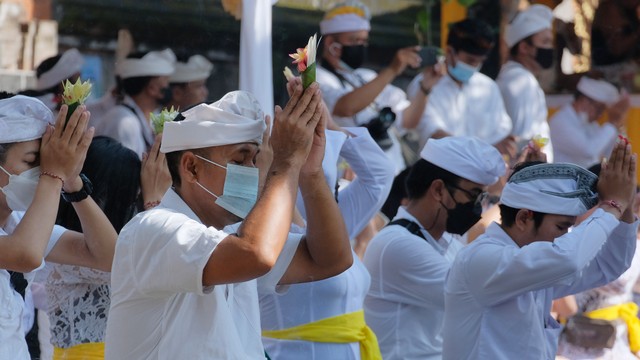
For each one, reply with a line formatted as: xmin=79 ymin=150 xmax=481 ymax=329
xmin=496 ymin=61 xmax=554 ymax=161
xmin=549 ymin=103 xmax=618 ymax=168
xmin=363 ymin=207 xmax=464 ymax=360
xmin=405 ymin=73 xmax=512 ymax=149
xmin=261 ymin=128 xmax=394 ymax=360
xmin=442 ymin=209 xmax=638 ymax=360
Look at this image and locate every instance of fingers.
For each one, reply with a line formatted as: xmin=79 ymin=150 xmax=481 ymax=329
xmin=262 ymin=115 xmax=272 ymax=144
xmin=291 ymin=83 xmax=320 ymax=121
xmin=298 ymin=87 xmax=322 ymax=127
xmin=68 ymin=111 xmax=90 ymax=147
xmin=282 ymin=82 xmax=305 ymax=116
xmin=52 ymin=105 xmax=68 ymax=138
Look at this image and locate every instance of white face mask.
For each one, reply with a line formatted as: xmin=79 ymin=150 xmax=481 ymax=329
xmin=194 ymin=155 xmax=259 ymax=219
xmin=0 ymin=165 xmax=40 ymax=212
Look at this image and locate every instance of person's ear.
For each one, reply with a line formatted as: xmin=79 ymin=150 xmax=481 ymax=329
xmin=515 ymin=209 xmax=532 ymax=231
xmin=430 ymin=179 xmax=447 ymax=202
xmin=180 ymin=152 xmax=199 ymax=184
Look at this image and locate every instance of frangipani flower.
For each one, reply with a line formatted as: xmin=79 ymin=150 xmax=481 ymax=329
xmin=288 ymin=34 xmax=318 ymax=88
xmin=283 ymin=67 xmax=295 ymax=82
xmin=150 ymin=106 xmax=180 ymax=135
xmin=62 ymin=78 xmax=92 ymax=105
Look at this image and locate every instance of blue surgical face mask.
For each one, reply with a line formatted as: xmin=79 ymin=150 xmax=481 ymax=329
xmin=195 ymin=155 xmax=259 ymax=219
xmin=447 ymin=57 xmax=480 ymax=84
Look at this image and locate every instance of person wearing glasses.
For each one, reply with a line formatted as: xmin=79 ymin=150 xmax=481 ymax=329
xmin=362 ymin=136 xmax=506 ymax=360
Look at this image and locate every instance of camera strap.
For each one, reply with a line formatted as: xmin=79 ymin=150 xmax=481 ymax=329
xmin=386 ymin=219 xmax=426 ymax=241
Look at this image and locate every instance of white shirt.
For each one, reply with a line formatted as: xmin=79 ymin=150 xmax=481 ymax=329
xmin=363 ymin=207 xmax=464 ymax=360
xmin=317 ymin=65 xmax=408 ymax=175
xmin=442 ymin=209 xmax=638 ymax=360
xmin=405 ymin=73 xmax=512 ymax=149
xmin=86 ymin=92 xmax=117 ymax=130
xmin=549 ymin=103 xmax=618 ymax=168
xmin=0 ymin=211 xmax=65 ymax=360
xmin=94 ymin=95 xmax=154 ymax=158
xmin=261 ymin=128 xmax=393 ymax=360
xmin=105 ymin=189 xmax=299 ymax=360
xmin=496 ymin=61 xmax=554 ymax=160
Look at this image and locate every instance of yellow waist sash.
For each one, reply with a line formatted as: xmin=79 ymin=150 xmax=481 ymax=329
xmin=584 ymin=302 xmax=640 ymax=353
xmin=262 ymin=309 xmax=382 ymax=360
xmin=53 ymin=342 xmax=104 ymax=360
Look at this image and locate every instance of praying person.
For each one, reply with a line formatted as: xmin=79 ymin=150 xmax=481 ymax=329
xmin=363 ymin=136 xmax=506 ymax=360
xmin=0 ymin=96 xmax=117 ymax=360
xmin=442 ymin=142 xmax=638 ymax=360
xmin=104 ymin=85 xmax=352 ymax=359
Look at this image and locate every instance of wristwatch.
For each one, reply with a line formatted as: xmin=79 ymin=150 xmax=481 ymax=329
xmin=61 ymin=174 xmax=93 ymax=203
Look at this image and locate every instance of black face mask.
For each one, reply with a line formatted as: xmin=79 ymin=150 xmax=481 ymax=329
xmin=158 ymin=86 xmax=173 ymax=106
xmin=442 ymin=200 xmax=483 ymax=235
xmin=535 ymin=47 xmax=554 ymax=69
xmin=340 ymin=44 xmax=367 ymax=70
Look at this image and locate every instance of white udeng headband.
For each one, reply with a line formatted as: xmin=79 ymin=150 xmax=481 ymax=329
xmin=36 ymin=49 xmax=84 ymax=91
xmin=500 ymin=163 xmax=598 ymax=216
xmin=320 ymin=14 xmax=371 ymax=35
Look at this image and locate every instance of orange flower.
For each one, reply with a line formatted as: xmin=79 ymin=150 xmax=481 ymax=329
xmin=289 ymin=47 xmax=308 ymax=72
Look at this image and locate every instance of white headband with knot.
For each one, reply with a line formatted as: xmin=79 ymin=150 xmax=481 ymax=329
xmin=577 ymin=77 xmax=619 ymax=105
xmin=170 ymin=55 xmax=214 ymax=83
xmin=320 ymin=1 xmax=371 ymax=35
xmin=161 ymin=90 xmax=266 ymax=153
xmin=500 ymin=163 xmax=598 ymax=216
xmin=420 ymin=136 xmax=506 ymax=186
xmin=505 ymin=4 xmax=553 ymax=48
xmin=0 ymin=95 xmax=54 ymax=143
xmin=36 ymin=48 xmax=84 ymax=91
xmin=116 ymin=49 xmax=176 ymax=79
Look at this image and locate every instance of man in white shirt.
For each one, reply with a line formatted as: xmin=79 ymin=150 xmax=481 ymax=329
xmin=550 ymin=76 xmax=629 ymax=167
xmin=363 ymin=136 xmax=506 ymax=360
xmin=497 ymin=4 xmax=555 ymax=160
xmin=403 ymin=19 xmax=515 ymax=157
xmin=316 ymin=0 xmax=424 ymax=174
xmin=105 ymin=85 xmax=352 ymax=359
xmin=443 ymin=145 xmax=638 ymax=360
xmin=94 ymin=49 xmax=176 ymax=158
xmin=167 ymin=54 xmax=214 ymax=110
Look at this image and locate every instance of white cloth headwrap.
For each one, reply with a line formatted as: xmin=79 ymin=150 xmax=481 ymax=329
xmin=161 ymin=90 xmax=266 ymax=153
xmin=577 ymin=77 xmax=619 ymax=105
xmin=500 ymin=163 xmax=598 ymax=216
xmin=36 ymin=48 xmax=84 ymax=91
xmin=0 ymin=95 xmax=54 ymax=143
xmin=116 ymin=49 xmax=176 ymax=79
xmin=420 ymin=136 xmax=506 ymax=186
xmin=505 ymin=4 xmax=553 ymax=48
xmin=170 ymin=55 xmax=214 ymax=83
xmin=320 ymin=1 xmax=371 ymax=35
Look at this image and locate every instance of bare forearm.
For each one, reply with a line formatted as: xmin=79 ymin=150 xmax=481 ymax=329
xmin=72 ymin=197 xmax=117 ymax=271
xmin=402 ymin=92 xmax=428 ymax=129
xmin=333 ymin=68 xmax=396 ymax=117
xmin=299 ymin=172 xmax=351 ymax=269
xmin=3 ymin=177 xmax=63 ymax=271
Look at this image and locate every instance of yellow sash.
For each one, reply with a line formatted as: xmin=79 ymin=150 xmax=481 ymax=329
xmin=262 ymin=309 xmax=382 ymax=360
xmin=584 ymin=302 xmax=640 ymax=353
xmin=53 ymin=342 xmax=104 ymax=360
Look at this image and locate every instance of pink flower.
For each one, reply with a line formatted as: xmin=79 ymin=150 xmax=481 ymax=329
xmin=289 ymin=47 xmax=308 ymax=72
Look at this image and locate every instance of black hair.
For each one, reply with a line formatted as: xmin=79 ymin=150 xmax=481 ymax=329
xmin=381 ymin=166 xmax=412 ymax=219
xmin=56 ymin=136 xmax=141 ymax=233
xmin=115 ymin=51 xmax=155 ymax=97
xmin=499 ymin=161 xmax=546 ymax=229
xmin=405 ymin=159 xmax=464 ymax=200
xmin=447 ymin=18 xmax=495 ymax=56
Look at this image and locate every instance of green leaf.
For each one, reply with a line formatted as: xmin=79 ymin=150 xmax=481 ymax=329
xmin=457 ymin=0 xmax=476 ymax=7
xmin=417 ymin=9 xmax=429 ymax=32
xmin=301 ymin=62 xmax=316 ymax=89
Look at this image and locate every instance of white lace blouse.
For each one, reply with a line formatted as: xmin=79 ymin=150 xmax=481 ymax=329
xmin=44 ymin=263 xmax=110 ymax=348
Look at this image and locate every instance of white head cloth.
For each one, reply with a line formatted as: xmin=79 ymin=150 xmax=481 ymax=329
xmin=577 ymin=77 xmax=619 ymax=105
xmin=320 ymin=1 xmax=371 ymax=35
xmin=170 ymin=55 xmax=214 ymax=83
xmin=161 ymin=90 xmax=266 ymax=153
xmin=505 ymin=4 xmax=553 ymax=48
xmin=420 ymin=136 xmax=506 ymax=186
xmin=500 ymin=163 xmax=598 ymax=216
xmin=36 ymin=48 xmax=84 ymax=91
xmin=0 ymin=96 xmax=54 ymax=143
xmin=116 ymin=49 xmax=176 ymax=79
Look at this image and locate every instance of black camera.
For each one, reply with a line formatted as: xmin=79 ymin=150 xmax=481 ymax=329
xmin=363 ymin=107 xmax=396 ymax=150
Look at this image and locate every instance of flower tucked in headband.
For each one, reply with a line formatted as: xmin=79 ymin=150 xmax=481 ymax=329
xmin=62 ymin=78 xmax=92 ymax=125
xmin=150 ymin=106 xmax=180 ymax=135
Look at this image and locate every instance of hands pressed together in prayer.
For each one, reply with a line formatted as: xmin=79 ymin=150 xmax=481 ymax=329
xmin=40 ymin=104 xmax=94 ymax=191
xmin=597 ymin=139 xmax=637 ymax=222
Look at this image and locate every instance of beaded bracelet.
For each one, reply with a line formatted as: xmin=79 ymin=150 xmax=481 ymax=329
xmin=144 ymin=200 xmax=161 ymax=210
xmin=602 ymin=200 xmax=623 ymax=215
xmin=40 ymin=171 xmax=64 ymax=187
